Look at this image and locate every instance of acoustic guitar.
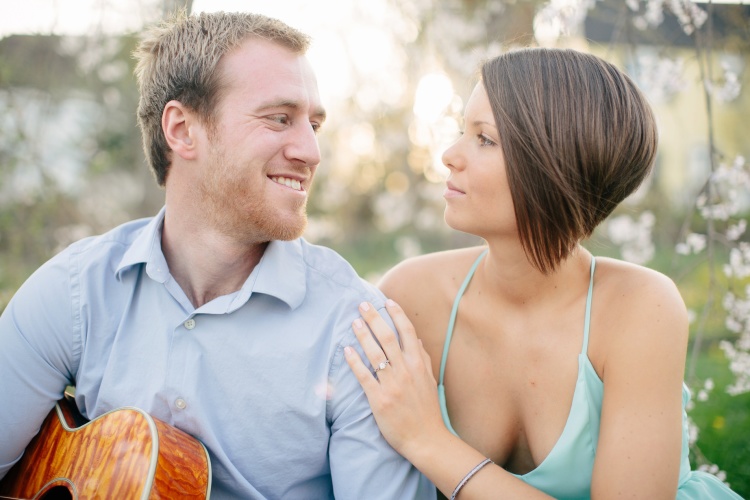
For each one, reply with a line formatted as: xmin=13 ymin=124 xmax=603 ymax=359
xmin=0 ymin=390 xmax=211 ymax=499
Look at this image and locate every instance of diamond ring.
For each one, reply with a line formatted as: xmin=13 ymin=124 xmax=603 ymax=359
xmin=373 ymin=359 xmax=390 ymax=373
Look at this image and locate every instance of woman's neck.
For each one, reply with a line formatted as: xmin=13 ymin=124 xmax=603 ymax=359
xmin=477 ymin=241 xmax=591 ymax=308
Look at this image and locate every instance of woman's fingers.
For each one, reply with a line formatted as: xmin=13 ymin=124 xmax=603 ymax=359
xmin=347 ymin=302 xmax=445 ymax=456
xmin=357 ymin=301 xmax=404 ymax=366
xmin=384 ymin=299 xmax=421 ymax=356
xmin=353 ymin=299 xmax=431 ymax=385
xmin=351 ymin=314 xmax=390 ymax=372
xmin=343 ymin=346 xmax=381 ymax=394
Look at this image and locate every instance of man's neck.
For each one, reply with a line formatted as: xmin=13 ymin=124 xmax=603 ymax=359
xmin=161 ymin=209 xmax=268 ymax=309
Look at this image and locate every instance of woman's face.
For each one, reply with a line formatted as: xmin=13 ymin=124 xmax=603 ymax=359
xmin=441 ymin=83 xmax=516 ymax=239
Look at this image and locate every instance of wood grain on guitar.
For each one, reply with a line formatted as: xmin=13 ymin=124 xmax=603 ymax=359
xmin=0 ymin=392 xmax=211 ymax=500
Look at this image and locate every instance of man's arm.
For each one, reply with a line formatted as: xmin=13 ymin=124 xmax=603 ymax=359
xmin=327 ymin=305 xmax=435 ymax=500
xmin=0 ymin=256 xmax=77 ymax=478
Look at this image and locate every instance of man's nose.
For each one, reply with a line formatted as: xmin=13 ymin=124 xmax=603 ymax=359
xmin=285 ymin=122 xmax=321 ymax=167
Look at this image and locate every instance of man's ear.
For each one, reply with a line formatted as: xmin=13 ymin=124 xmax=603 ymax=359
xmin=162 ymin=100 xmax=197 ymax=160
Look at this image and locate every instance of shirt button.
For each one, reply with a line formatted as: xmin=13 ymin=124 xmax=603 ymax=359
xmin=184 ymin=318 xmax=196 ymax=330
xmin=175 ymin=398 xmax=187 ymax=410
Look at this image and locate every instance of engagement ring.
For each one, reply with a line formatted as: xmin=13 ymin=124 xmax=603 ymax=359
xmin=373 ymin=359 xmax=390 ymax=373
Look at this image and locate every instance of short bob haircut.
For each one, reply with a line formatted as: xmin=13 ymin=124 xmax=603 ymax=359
xmin=133 ymin=11 xmax=310 ymax=186
xmin=481 ymin=48 xmax=658 ymax=274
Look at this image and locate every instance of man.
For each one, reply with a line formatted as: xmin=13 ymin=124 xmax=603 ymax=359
xmin=0 ymin=11 xmax=433 ymax=499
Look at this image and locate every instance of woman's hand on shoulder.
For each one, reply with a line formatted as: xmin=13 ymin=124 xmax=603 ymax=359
xmin=343 ymin=299 xmax=450 ymax=460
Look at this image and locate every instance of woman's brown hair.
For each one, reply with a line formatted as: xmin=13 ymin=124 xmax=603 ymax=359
xmin=481 ymin=48 xmax=658 ymax=273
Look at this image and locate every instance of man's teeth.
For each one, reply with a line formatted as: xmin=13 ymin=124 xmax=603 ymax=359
xmin=271 ymin=176 xmax=302 ymax=191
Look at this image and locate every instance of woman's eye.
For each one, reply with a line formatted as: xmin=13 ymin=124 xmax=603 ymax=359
xmin=311 ymin=121 xmax=321 ymax=133
xmin=478 ymin=134 xmax=496 ymax=147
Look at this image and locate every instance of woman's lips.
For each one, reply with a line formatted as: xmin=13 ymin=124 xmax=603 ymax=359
xmin=443 ymin=181 xmax=465 ymax=198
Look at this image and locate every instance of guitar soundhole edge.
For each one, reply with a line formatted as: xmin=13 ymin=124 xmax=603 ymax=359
xmin=38 ymin=485 xmax=74 ymax=500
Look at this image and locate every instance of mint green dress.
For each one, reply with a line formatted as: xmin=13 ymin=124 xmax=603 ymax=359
xmin=438 ymin=250 xmax=743 ymax=499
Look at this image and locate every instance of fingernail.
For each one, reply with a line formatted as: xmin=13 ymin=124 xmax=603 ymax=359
xmin=386 ymin=299 xmax=396 ymax=307
xmin=353 ymin=318 xmax=363 ymax=329
xmin=360 ymin=302 xmax=370 ymax=312
xmin=344 ymin=346 xmax=353 ymax=356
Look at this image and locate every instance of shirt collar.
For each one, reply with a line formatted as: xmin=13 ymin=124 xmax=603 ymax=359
xmin=239 ymin=239 xmax=307 ymax=311
xmin=116 ymin=206 xmax=169 ymax=283
xmin=115 ymin=206 xmax=307 ymax=310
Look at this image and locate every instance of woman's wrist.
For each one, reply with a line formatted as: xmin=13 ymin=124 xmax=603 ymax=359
xmin=451 ymin=458 xmax=493 ymax=500
xmin=398 ymin=423 xmax=456 ymax=466
xmin=399 ymin=425 xmax=492 ymax=497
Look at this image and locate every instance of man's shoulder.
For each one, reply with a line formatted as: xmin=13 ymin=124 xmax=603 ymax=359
xmin=296 ymin=238 xmax=384 ymax=304
xmin=7 ymin=216 xmax=154 ymax=316
xmin=46 ymin=216 xmax=153 ymax=278
xmin=66 ymin=217 xmax=151 ymax=254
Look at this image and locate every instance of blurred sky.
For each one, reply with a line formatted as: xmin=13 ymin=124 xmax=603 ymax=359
xmin=0 ymin=0 xmax=415 ymax=112
xmin=1 ymin=0 xmax=742 ymax=38
xmin=0 ymin=0 xmax=384 ymax=38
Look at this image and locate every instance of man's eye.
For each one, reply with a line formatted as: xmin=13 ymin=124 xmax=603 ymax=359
xmin=311 ymin=122 xmax=322 ymax=133
xmin=269 ymin=115 xmax=289 ymax=125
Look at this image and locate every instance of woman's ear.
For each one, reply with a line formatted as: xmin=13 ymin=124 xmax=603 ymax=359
xmin=162 ymin=100 xmax=197 ymax=160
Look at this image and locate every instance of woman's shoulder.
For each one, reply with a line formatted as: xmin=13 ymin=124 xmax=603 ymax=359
xmin=593 ymin=257 xmax=683 ymax=304
xmin=379 ymin=246 xmax=486 ymax=286
xmin=591 ymin=256 xmax=688 ymax=352
xmin=378 ymin=246 xmax=487 ymax=306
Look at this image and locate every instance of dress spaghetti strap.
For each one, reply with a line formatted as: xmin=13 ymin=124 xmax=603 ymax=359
xmin=438 ymin=248 xmax=487 ymax=436
xmin=439 ymin=248 xmax=488 ymax=385
xmin=581 ymin=257 xmax=596 ymax=356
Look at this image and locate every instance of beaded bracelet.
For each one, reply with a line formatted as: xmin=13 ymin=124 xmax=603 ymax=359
xmin=450 ymin=457 xmax=493 ymax=500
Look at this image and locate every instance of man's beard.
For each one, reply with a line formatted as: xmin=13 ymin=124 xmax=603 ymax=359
xmin=198 ymin=144 xmax=309 ymax=244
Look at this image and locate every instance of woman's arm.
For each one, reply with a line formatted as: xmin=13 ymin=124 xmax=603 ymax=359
xmin=590 ymin=264 xmax=688 ymax=498
xmin=344 ymin=300 xmax=553 ymax=499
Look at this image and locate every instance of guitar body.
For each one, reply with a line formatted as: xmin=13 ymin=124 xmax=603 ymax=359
xmin=0 ymin=396 xmax=211 ymax=499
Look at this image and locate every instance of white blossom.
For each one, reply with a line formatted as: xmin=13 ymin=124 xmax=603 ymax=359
xmin=723 ymin=243 xmax=750 ymax=279
xmin=667 ymin=0 xmax=707 ymax=35
xmin=636 ymin=54 xmax=687 ymax=103
xmin=676 ymin=232 xmax=706 ymax=255
xmin=721 ymin=337 xmax=750 ymax=395
xmin=630 ymin=0 xmax=666 ymax=30
xmin=534 ymin=0 xmax=597 ymax=44
xmin=698 ymin=463 xmax=728 ymax=482
xmin=607 ymin=212 xmax=655 ymax=265
xmin=708 ymin=63 xmax=742 ymax=103
xmin=686 ymin=308 xmax=697 ymax=324
xmin=699 ymin=156 xmax=750 ymax=222
xmin=726 ymin=220 xmax=747 ymax=242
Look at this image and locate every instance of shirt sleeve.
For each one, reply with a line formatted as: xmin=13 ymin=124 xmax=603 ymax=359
xmin=0 ymin=253 xmax=78 ymax=479
xmin=327 ymin=305 xmax=435 ymax=500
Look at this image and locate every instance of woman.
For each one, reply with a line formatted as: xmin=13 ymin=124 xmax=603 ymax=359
xmin=344 ymin=48 xmax=742 ymax=499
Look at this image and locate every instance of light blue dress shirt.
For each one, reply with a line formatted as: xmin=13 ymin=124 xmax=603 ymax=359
xmin=0 ymin=207 xmax=435 ymax=499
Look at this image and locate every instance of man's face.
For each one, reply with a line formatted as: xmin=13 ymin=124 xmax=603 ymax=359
xmin=197 ymin=38 xmax=326 ymax=244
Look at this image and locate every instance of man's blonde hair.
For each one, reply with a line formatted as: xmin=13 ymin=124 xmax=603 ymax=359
xmin=133 ymin=11 xmax=310 ymax=186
